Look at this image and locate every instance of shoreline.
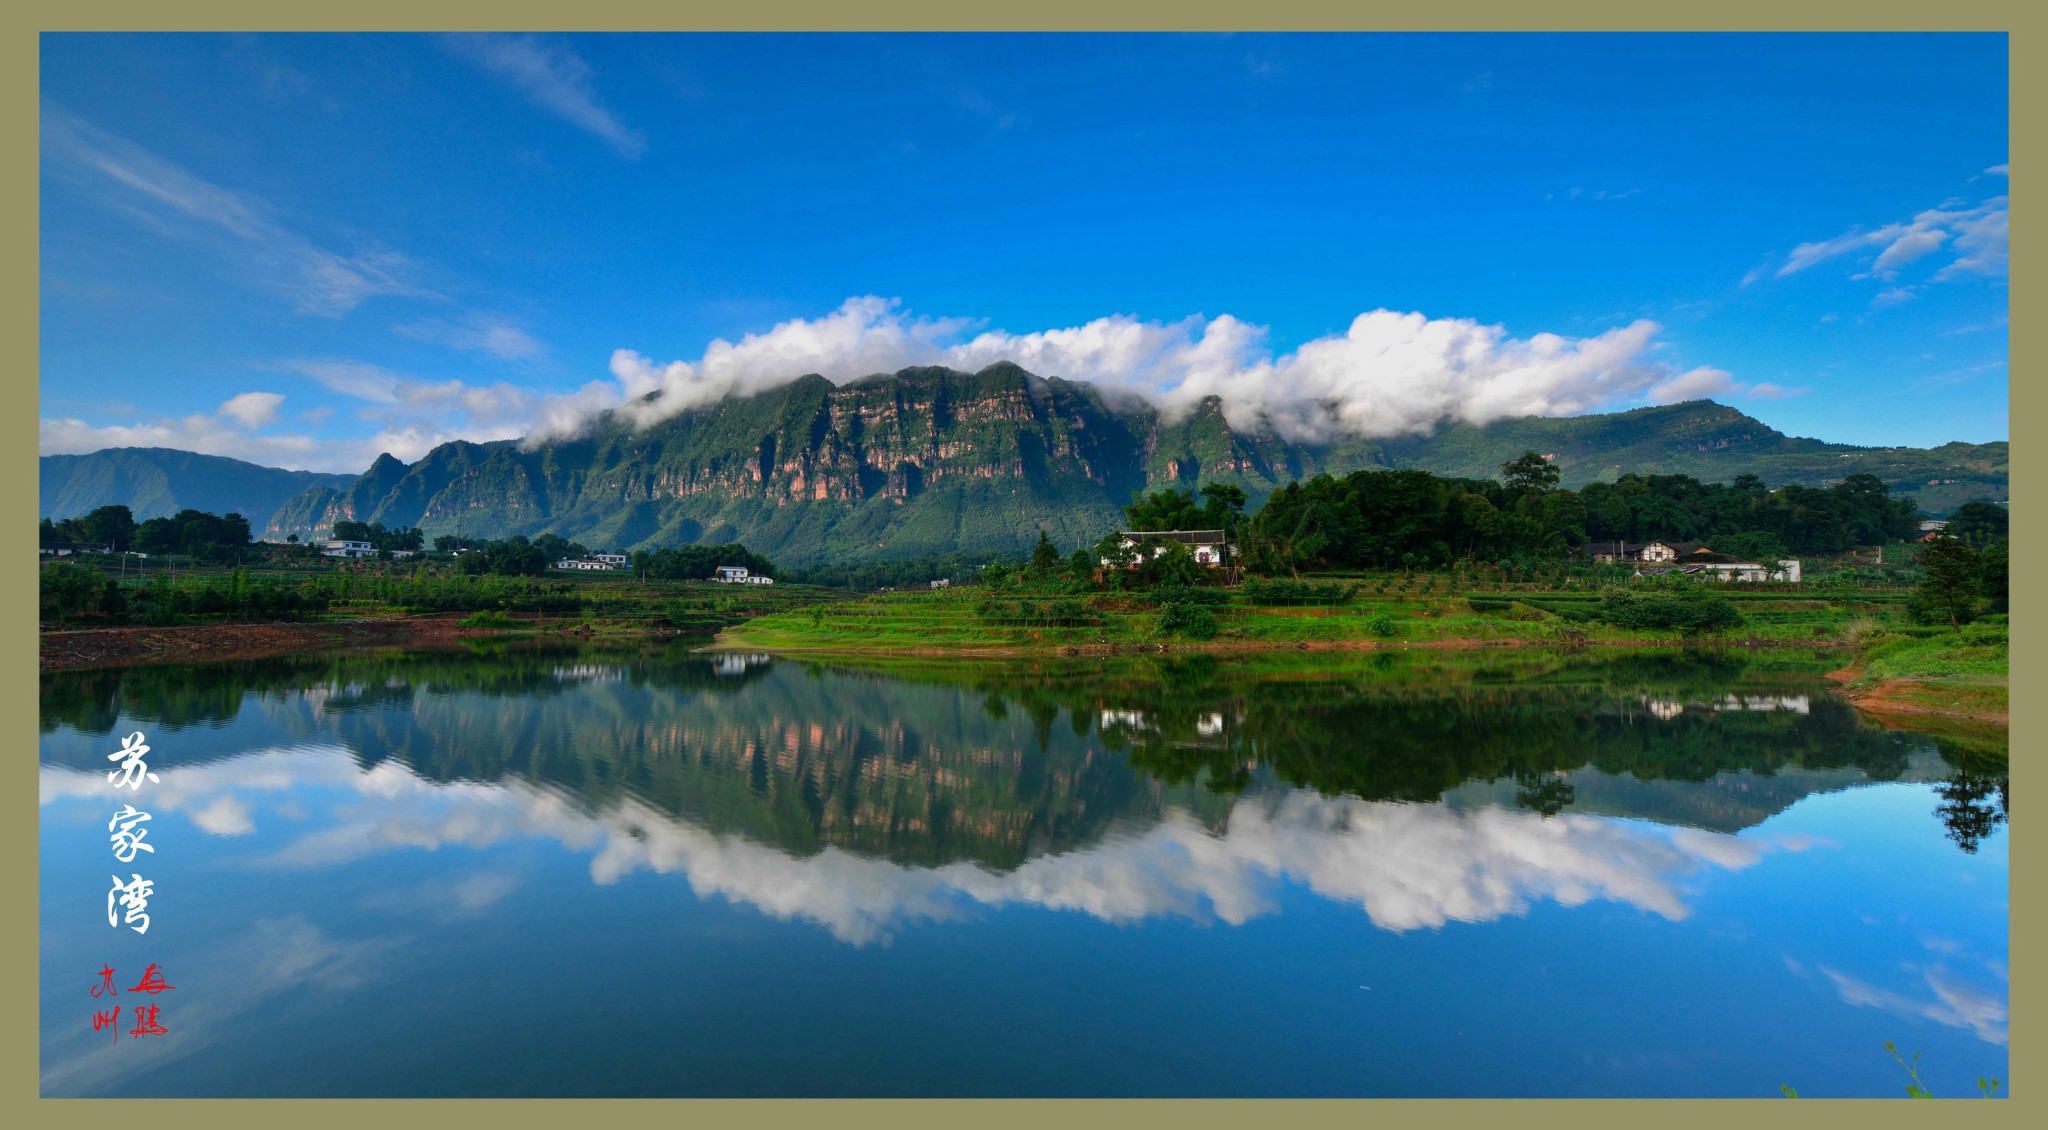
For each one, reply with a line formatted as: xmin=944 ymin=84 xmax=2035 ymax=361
xmin=1825 ymin=668 xmax=2010 ymax=726
xmin=38 ymin=616 xmax=2008 ymax=730
xmin=695 ymin=634 xmax=1844 ymax=659
xmin=40 ymin=615 xmax=1838 ymax=671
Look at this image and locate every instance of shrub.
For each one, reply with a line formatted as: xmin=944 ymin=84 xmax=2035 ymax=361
xmin=1598 ymin=590 xmax=1743 ymax=635
xmin=1367 ymin=613 xmax=1399 ymax=637
xmin=1158 ymin=601 xmax=1219 ymax=640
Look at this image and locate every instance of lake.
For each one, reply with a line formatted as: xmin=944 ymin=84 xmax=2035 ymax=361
xmin=39 ymin=642 xmax=2009 ymax=1097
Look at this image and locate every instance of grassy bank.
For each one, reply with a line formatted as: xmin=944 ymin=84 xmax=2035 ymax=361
xmin=1830 ymin=619 xmax=2009 ymax=723
xmin=711 ymin=584 xmax=1901 ymax=655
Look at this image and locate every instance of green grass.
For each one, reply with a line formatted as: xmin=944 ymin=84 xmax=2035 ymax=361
xmin=1856 ymin=619 xmax=2009 ymax=683
xmin=713 ymin=584 xmax=1893 ymax=653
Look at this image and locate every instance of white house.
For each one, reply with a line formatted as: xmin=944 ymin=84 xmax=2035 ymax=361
xmin=712 ymin=565 xmax=773 ymax=585
xmin=1670 ymin=558 xmax=1801 ymax=583
xmin=322 ymin=539 xmax=376 ymax=558
xmin=1102 ymin=529 xmax=1235 ymax=568
xmin=592 ymin=553 xmax=629 ymax=566
xmin=929 ymin=578 xmax=951 ymax=589
xmin=553 ymin=558 xmax=616 ymax=571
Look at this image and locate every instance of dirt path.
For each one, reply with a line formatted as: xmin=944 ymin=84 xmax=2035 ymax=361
xmin=38 ymin=618 xmax=472 ymax=672
xmin=1824 ymin=668 xmax=2009 ymax=725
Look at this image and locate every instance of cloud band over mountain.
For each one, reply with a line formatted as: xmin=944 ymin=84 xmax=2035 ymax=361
xmin=574 ymin=296 xmax=1743 ymax=447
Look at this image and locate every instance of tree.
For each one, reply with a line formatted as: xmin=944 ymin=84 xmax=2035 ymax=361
xmin=1199 ymin=482 xmax=1250 ymax=536
xmin=1978 ymin=539 xmax=2008 ymax=615
xmin=1124 ymin=489 xmax=1209 ymax=531
xmin=81 ymin=505 xmax=136 ymax=551
xmin=1910 ymin=533 xmax=1981 ymax=629
xmin=1501 ymin=451 xmax=1561 ymax=497
xmin=1026 ymin=529 xmax=1061 ymax=578
xmin=1946 ymin=501 xmax=2009 ymax=546
xmin=1094 ymin=532 xmax=1137 ymax=574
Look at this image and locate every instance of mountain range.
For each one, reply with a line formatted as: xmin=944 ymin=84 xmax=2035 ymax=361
xmin=38 ymin=447 xmax=357 ymax=530
xmin=41 ymin=363 xmax=2008 ymax=565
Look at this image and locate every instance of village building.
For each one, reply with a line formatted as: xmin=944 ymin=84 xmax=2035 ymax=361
xmin=1102 ymin=529 xmax=1235 ymax=568
xmin=1574 ymin=540 xmax=1705 ymax=564
xmin=39 ymin=542 xmax=110 ymax=557
xmin=322 ymin=538 xmax=376 ymax=559
xmin=712 ymin=565 xmax=774 ymax=585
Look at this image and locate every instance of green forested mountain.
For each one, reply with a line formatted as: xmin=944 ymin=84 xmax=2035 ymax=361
xmin=46 ymin=365 xmax=2006 ymax=565
xmin=39 ymin=447 xmax=356 ymax=526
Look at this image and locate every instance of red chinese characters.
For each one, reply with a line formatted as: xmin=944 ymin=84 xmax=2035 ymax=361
xmin=90 ymin=964 xmax=173 ymax=1045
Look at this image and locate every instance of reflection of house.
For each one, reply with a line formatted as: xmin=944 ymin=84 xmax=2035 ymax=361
xmin=1103 ymin=529 xmax=1235 ymax=567
xmin=1098 ymin=709 xmax=1149 ymax=730
xmin=323 ymin=538 xmax=376 ymax=558
xmin=712 ymin=565 xmax=773 ymax=585
xmin=712 ymin=652 xmax=772 ymax=677
xmin=1640 ymin=693 xmax=1811 ymax=720
xmin=1196 ymin=713 xmax=1225 ymax=737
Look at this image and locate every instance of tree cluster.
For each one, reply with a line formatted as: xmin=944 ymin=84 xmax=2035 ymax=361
xmin=1579 ymin=472 xmax=1920 ymax=555
xmin=1242 ymin=460 xmax=1585 ymax=573
xmin=630 ymin=543 xmax=776 ymax=581
xmin=1910 ymin=532 xmax=2008 ymax=627
xmin=41 ymin=505 xmax=139 ymax=552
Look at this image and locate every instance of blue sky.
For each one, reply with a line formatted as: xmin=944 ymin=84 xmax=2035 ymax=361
xmin=40 ymin=32 xmax=2008 ymax=473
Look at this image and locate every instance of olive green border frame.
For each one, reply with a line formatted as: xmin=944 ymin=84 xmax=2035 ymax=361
xmin=6 ymin=4 xmax=2030 ymax=1126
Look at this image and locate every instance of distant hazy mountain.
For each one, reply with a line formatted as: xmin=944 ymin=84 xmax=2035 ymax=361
xmin=39 ymin=448 xmax=356 ymax=527
xmin=253 ymin=363 xmax=2007 ymax=564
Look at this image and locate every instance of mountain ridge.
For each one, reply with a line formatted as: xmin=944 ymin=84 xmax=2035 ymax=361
xmin=41 ymin=366 xmax=2008 ymax=564
xmin=38 ymin=447 xmax=358 ymax=529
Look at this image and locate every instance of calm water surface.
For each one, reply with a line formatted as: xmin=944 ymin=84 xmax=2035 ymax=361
xmin=39 ymin=644 xmax=2008 ymax=1097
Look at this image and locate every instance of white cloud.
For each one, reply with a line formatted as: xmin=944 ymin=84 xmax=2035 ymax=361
xmin=42 ymin=298 xmax=1750 ymax=472
xmin=1774 ymin=193 xmax=2008 ymax=287
xmin=444 ymin=34 xmax=646 ymax=159
xmin=548 ymin=296 xmax=1730 ymax=446
xmin=1823 ymin=964 xmax=2008 ymax=1046
xmin=395 ymin=315 xmax=547 ymax=362
xmin=40 ymin=104 xmax=433 ymax=317
xmin=217 ymin=391 xmax=285 ymax=428
xmin=1646 ymin=366 xmax=1740 ymax=404
xmin=40 ymin=745 xmax=1774 ymax=949
xmin=266 ymin=358 xmax=405 ymax=404
xmin=1984 ymin=163 xmax=2008 ymax=177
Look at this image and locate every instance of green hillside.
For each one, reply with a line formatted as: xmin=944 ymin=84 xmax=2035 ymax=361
xmin=51 ymin=367 xmax=2004 ymax=566
xmin=39 ymin=447 xmax=356 ymax=526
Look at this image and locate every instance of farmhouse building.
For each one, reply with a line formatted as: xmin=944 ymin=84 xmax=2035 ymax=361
xmin=712 ymin=565 xmax=774 ymax=585
xmin=1103 ymin=529 xmax=1235 ymax=568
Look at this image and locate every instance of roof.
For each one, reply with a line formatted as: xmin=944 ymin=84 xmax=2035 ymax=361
xmin=1120 ymin=529 xmax=1228 ymax=543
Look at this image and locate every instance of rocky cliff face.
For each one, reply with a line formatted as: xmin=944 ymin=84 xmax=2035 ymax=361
xmin=264 ymin=364 xmax=1213 ymax=562
xmin=259 ymin=362 xmax=2008 ymax=563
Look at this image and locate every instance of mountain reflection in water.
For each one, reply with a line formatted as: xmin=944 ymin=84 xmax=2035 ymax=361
xmin=39 ymin=643 xmax=2005 ymax=937
xmin=38 ymin=643 xmax=2010 ymax=1098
